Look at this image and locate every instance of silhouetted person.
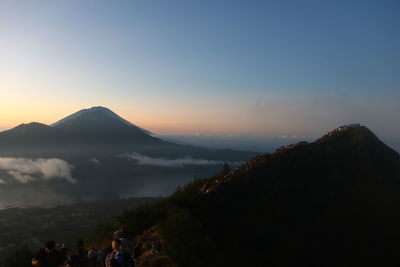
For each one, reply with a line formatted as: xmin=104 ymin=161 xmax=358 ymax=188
xmin=133 ymin=242 xmax=142 ymax=261
xmin=60 ymin=247 xmax=72 ymax=266
xmin=113 ymin=228 xmax=127 ymax=241
xmin=113 ymin=228 xmax=132 ymax=257
xmin=105 ymin=239 xmax=132 ymax=267
xmin=96 ymin=248 xmax=105 ymax=267
xmin=32 ymin=241 xmax=63 ymax=267
xmin=70 ymin=237 xmax=87 ymax=267
xmin=88 ymin=247 xmax=97 ymax=267
xmin=77 ymin=237 xmax=84 ymax=255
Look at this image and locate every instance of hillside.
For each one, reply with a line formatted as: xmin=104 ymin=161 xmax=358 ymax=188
xmin=96 ymin=124 xmax=400 ymax=267
xmin=0 ymin=198 xmax=158 ymax=254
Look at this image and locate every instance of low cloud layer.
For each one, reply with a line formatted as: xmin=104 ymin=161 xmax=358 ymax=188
xmin=120 ymin=152 xmax=238 ymax=167
xmin=0 ymin=157 xmax=75 ymax=184
xmin=89 ymin=157 xmax=101 ymax=165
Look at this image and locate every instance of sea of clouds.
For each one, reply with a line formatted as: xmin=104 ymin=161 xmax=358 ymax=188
xmin=120 ymin=152 xmax=240 ymax=167
xmin=0 ymin=157 xmax=75 ymax=184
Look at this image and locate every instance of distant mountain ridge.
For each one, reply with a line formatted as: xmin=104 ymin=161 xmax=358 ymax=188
xmin=0 ymin=107 xmax=255 ymax=160
xmin=0 ymin=107 xmax=257 ymax=206
xmin=0 ymin=107 xmax=157 ymax=146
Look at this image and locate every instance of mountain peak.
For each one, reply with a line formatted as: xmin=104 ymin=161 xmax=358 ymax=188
xmin=15 ymin=122 xmax=49 ymax=129
xmin=51 ymin=106 xmax=127 ymax=126
xmin=316 ymin=124 xmax=383 ymax=146
xmin=51 ymin=106 xmax=151 ymax=134
xmin=89 ymin=106 xmax=110 ymax=110
xmin=0 ymin=122 xmax=57 ymax=143
xmin=3 ymin=122 xmax=53 ymax=134
xmin=85 ymin=106 xmax=115 ymax=113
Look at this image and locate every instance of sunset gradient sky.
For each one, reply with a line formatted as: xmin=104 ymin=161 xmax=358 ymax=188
xmin=1 ymin=0 xmax=399 ymax=144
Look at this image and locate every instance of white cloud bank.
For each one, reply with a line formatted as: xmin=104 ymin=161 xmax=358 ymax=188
xmin=0 ymin=157 xmax=75 ymax=184
xmin=120 ymin=152 xmax=239 ymax=167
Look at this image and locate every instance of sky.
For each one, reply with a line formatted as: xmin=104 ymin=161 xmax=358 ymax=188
xmin=0 ymin=0 xmax=399 ymax=146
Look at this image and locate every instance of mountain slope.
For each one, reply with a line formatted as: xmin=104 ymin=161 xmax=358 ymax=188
xmin=113 ymin=125 xmax=400 ymax=267
xmin=197 ymin=125 xmax=400 ymax=266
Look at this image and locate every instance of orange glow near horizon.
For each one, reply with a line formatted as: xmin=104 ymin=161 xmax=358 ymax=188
xmin=0 ymin=104 xmax=280 ymax=136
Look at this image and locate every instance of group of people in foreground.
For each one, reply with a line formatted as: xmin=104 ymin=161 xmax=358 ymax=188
xmin=31 ymin=228 xmax=153 ymax=267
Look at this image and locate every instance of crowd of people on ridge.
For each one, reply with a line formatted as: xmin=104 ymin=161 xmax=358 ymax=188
xmin=30 ymin=227 xmax=162 ymax=267
xmin=200 ymin=154 xmax=270 ymax=194
xmin=200 ymin=139 xmax=313 ymax=195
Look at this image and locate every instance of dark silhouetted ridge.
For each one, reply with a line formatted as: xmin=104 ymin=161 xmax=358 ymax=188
xmin=313 ymin=124 xmax=399 ymax=165
xmin=113 ymin=125 xmax=400 ymax=267
xmin=199 ymin=125 xmax=400 ymax=266
xmin=317 ymin=124 xmax=389 ymax=148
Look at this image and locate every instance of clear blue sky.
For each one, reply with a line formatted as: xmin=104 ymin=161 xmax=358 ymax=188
xmin=1 ymin=0 xmax=399 ymax=144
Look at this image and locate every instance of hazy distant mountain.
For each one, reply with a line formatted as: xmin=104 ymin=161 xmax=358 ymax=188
xmin=0 ymin=107 xmax=161 ymax=148
xmin=0 ymin=107 xmax=256 ymax=207
xmin=0 ymin=122 xmax=60 ymax=145
xmin=50 ymin=106 xmax=155 ymax=143
xmin=113 ymin=125 xmax=400 ymax=266
xmin=52 ymin=106 xmax=150 ymax=132
xmin=0 ymin=106 xmax=254 ymax=159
